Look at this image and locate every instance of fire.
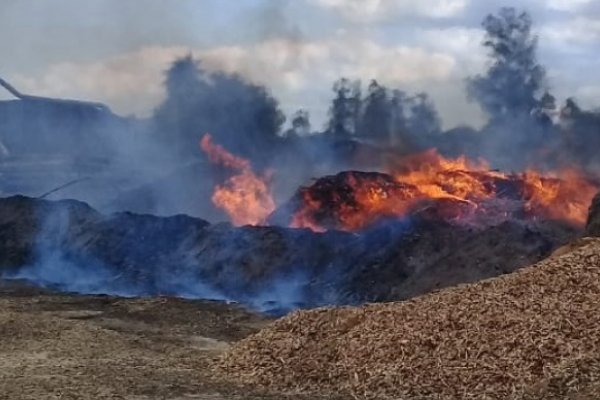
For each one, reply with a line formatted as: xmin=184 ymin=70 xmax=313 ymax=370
xmin=200 ymin=136 xmax=597 ymax=231
xmin=520 ymin=169 xmax=598 ymax=225
xmin=290 ymin=172 xmax=422 ymax=232
xmin=290 ymin=191 xmax=327 ymax=233
xmin=390 ymin=149 xmax=499 ymax=202
xmin=200 ymin=134 xmax=275 ymax=226
xmin=288 ymin=150 xmax=598 ymax=232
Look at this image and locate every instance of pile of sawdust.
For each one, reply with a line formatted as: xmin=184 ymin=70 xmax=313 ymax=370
xmin=216 ymin=238 xmax=600 ymax=399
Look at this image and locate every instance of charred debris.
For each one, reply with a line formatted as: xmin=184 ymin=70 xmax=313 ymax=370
xmin=0 ymin=194 xmax=579 ymax=314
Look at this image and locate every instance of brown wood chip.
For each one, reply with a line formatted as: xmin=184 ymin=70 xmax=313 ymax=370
xmin=215 ymin=238 xmax=600 ymax=399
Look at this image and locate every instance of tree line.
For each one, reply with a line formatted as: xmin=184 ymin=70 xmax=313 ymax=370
xmin=152 ymin=7 xmax=600 ymax=172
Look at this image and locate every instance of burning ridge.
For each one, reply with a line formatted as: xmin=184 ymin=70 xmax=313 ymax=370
xmin=200 ymin=134 xmax=598 ymax=232
xmin=273 ymin=165 xmax=598 ymax=232
xmin=0 ymin=138 xmax=595 ymax=315
xmin=0 ymin=195 xmax=578 ymax=314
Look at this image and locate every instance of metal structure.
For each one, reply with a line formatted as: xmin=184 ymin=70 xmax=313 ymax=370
xmin=0 ymin=76 xmax=110 ymax=112
xmin=0 ymin=76 xmax=121 ymax=199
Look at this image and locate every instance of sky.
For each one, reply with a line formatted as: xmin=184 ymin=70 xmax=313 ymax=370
xmin=1 ymin=0 xmax=599 ymax=130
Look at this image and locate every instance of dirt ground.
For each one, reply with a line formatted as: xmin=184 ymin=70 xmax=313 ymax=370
xmin=0 ymin=280 xmax=329 ymax=400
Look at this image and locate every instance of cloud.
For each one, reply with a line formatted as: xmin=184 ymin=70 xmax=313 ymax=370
xmin=545 ymin=0 xmax=594 ymax=12
xmin=10 ymin=35 xmax=457 ymax=124
xmin=540 ymin=16 xmax=600 ymax=46
xmin=12 ymin=46 xmax=191 ymax=117
xmin=574 ymin=85 xmax=600 ymax=110
xmin=309 ymin=0 xmax=469 ymax=21
xmin=420 ymin=27 xmax=485 ymax=73
xmin=8 ymin=0 xmax=599 ymax=131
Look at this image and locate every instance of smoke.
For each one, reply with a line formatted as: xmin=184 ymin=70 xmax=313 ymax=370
xmin=0 ymin=196 xmax=360 ymax=314
xmin=0 ymin=5 xmax=599 ymax=314
xmin=2 ymin=201 xmax=136 ymax=297
xmin=5 ymin=251 xmax=132 ymax=297
xmin=0 ymin=193 xmax=426 ymax=315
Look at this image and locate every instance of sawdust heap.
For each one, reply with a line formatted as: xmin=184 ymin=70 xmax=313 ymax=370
xmin=216 ymin=238 xmax=600 ymax=399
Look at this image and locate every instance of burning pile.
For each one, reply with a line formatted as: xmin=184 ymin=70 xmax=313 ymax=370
xmin=216 ymin=238 xmax=600 ymax=399
xmin=278 ymin=150 xmax=598 ymax=232
xmin=200 ymin=135 xmax=598 ymax=231
xmin=279 ymin=171 xmax=422 ymax=232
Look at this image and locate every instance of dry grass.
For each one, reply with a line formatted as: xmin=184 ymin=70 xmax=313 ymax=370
xmin=216 ymin=238 xmax=600 ymax=399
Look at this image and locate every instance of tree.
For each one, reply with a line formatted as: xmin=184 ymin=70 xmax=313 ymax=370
xmin=323 ymin=78 xmax=443 ymax=152
xmin=388 ymin=90 xmax=441 ymax=150
xmin=359 ymin=80 xmax=392 ymax=144
xmin=558 ymin=98 xmax=600 ymax=169
xmin=206 ymin=71 xmax=284 ymax=159
xmin=327 ymin=78 xmax=361 ymax=140
xmin=153 ymin=55 xmax=285 ymax=163
xmin=286 ymin=109 xmax=311 ymax=137
xmin=153 ymin=56 xmax=208 ymax=159
xmin=467 ymin=8 xmax=554 ymax=168
xmin=389 ymin=89 xmax=409 ymax=147
xmin=468 ymin=8 xmax=547 ymax=121
xmin=406 ymin=93 xmax=441 ymax=140
xmin=164 ymin=55 xmax=204 ymax=101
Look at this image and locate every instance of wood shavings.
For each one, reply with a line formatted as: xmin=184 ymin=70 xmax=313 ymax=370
xmin=216 ymin=238 xmax=600 ymax=399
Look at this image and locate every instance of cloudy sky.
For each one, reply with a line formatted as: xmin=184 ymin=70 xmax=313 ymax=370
xmin=1 ymin=0 xmax=599 ymax=129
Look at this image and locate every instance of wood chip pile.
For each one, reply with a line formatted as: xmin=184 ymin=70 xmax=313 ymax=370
xmin=216 ymin=239 xmax=600 ymax=399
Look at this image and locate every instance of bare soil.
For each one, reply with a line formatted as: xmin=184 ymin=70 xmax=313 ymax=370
xmin=0 ymin=281 xmax=327 ymax=400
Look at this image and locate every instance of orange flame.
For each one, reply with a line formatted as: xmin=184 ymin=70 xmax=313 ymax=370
xmin=199 ymin=135 xmax=597 ymax=231
xmin=391 ymin=149 xmax=500 ymax=202
xmin=520 ymin=169 xmax=597 ymax=225
xmin=200 ymin=134 xmax=275 ymax=226
xmin=290 ymin=173 xmax=422 ymax=232
xmin=290 ymin=149 xmax=598 ymax=232
xmin=290 ymin=191 xmax=327 ymax=233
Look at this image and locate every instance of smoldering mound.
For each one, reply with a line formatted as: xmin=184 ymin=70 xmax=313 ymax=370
xmin=0 ymin=195 xmax=577 ymax=314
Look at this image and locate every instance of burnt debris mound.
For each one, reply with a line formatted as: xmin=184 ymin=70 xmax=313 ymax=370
xmin=0 ymin=194 xmax=580 ymax=314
